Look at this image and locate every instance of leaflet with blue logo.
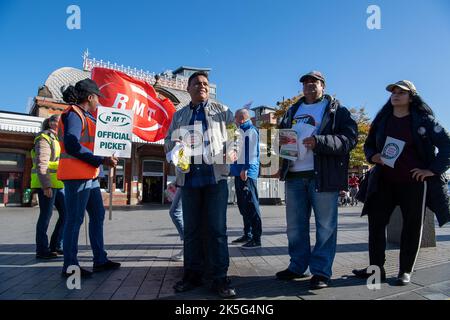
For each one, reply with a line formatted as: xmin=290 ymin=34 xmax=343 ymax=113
xmin=381 ymin=136 xmax=405 ymax=168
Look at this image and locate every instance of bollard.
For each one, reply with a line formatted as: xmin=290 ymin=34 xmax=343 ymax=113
xmin=387 ymin=206 xmax=436 ymax=248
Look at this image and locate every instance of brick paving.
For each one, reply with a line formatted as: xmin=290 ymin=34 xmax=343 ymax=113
xmin=1 ymin=204 xmax=450 ymax=300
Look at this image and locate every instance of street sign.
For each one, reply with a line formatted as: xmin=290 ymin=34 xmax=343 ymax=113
xmin=94 ymin=106 xmax=133 ymax=159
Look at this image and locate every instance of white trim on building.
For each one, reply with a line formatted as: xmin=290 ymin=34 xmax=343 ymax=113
xmin=0 ymin=112 xmax=43 ymax=134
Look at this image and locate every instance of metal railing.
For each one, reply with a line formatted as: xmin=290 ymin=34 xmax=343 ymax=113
xmin=227 ymin=177 xmax=285 ymax=205
xmin=83 ymin=57 xmax=189 ymax=91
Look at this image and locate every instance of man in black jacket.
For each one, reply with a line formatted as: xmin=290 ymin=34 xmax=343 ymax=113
xmin=275 ymin=71 xmax=358 ymax=289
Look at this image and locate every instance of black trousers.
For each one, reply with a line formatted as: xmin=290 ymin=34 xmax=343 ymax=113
xmin=367 ymin=179 xmax=427 ymax=273
xmin=181 ymin=180 xmax=229 ymax=280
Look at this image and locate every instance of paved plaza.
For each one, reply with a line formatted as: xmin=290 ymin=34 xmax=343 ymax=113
xmin=1 ymin=204 xmax=450 ymax=300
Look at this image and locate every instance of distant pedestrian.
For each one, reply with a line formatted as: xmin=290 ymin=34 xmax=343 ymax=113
xmin=166 ymin=183 xmax=184 ymax=261
xmin=348 ymin=174 xmax=360 ymax=206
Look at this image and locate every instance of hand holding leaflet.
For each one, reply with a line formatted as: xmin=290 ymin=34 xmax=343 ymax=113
xmin=297 ymin=123 xmax=316 ymax=161
xmin=381 ymin=136 xmax=405 ymax=168
xmin=166 ymin=142 xmax=190 ymax=173
xmin=279 ymin=129 xmax=298 ymax=161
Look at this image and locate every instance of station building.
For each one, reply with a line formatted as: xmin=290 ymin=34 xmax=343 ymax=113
xmin=0 ymin=52 xmax=221 ymax=206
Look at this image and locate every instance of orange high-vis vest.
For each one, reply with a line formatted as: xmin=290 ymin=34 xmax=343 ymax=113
xmin=57 ymin=105 xmax=100 ymax=180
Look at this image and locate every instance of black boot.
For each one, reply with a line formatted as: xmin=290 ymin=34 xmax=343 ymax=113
xmin=352 ymin=266 xmax=386 ymax=281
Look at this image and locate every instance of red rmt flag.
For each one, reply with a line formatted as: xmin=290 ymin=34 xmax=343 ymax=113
xmin=91 ymin=67 xmax=176 ymax=142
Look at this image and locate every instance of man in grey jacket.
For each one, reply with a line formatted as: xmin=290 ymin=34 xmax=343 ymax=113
xmin=165 ymin=71 xmax=236 ymax=298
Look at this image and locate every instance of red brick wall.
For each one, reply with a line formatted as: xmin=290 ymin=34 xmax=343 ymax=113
xmin=32 ymin=99 xmax=67 ymax=118
xmin=101 ymin=191 xmax=128 ymax=206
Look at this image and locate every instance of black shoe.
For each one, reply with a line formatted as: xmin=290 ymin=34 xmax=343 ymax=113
xmin=93 ymin=260 xmax=121 ymax=272
xmin=61 ymin=267 xmax=93 ymax=278
xmin=212 ymin=277 xmax=236 ymax=299
xmin=50 ymin=248 xmax=64 ymax=255
xmin=395 ymin=272 xmax=411 ymax=286
xmin=309 ymin=275 xmax=330 ymax=290
xmin=241 ymin=239 xmax=261 ymax=249
xmin=36 ymin=252 xmax=58 ymax=259
xmin=232 ymin=235 xmax=252 ymax=244
xmin=275 ymin=268 xmax=308 ymax=280
xmin=173 ymin=273 xmax=203 ymax=293
xmin=352 ymin=267 xmax=386 ymax=281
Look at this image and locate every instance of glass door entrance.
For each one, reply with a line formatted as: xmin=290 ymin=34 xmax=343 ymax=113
xmin=142 ymin=160 xmax=164 ymax=204
xmin=142 ymin=176 xmax=163 ymax=203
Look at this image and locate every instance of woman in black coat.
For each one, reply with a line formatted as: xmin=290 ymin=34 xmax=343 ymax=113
xmin=353 ymin=80 xmax=450 ymax=285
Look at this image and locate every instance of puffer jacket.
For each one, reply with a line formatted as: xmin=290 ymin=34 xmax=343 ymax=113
xmin=278 ymin=94 xmax=358 ymax=192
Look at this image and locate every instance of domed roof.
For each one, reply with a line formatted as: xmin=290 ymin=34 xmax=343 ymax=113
xmin=42 ymin=67 xmax=221 ymax=109
xmin=44 ymin=67 xmax=90 ymax=102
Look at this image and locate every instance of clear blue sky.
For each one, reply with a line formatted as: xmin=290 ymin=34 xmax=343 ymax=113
xmin=1 ymin=0 xmax=450 ymax=125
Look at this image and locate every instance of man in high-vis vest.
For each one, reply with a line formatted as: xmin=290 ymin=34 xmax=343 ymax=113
xmin=32 ymin=114 xmax=66 ymax=259
xmin=59 ymin=78 xmax=120 ymax=278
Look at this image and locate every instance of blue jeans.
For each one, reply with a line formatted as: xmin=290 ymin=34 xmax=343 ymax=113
xmin=36 ymin=188 xmax=66 ymax=254
xmin=62 ymin=179 xmax=108 ymax=271
xmin=169 ymin=188 xmax=184 ymax=241
xmin=181 ymin=180 xmax=229 ymax=280
xmin=285 ymin=178 xmax=339 ymax=279
xmin=235 ymin=177 xmax=262 ymax=241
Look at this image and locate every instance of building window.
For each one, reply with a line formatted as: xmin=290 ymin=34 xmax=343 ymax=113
xmin=99 ymin=166 xmax=110 ymax=192
xmin=99 ymin=160 xmax=126 ymax=193
xmin=115 ymin=160 xmax=125 ymax=192
xmin=0 ymin=152 xmax=25 ymax=172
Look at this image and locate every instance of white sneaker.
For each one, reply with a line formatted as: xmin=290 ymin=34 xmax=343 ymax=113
xmin=171 ymin=249 xmax=184 ymax=261
xmin=396 ymin=272 xmax=411 ymax=285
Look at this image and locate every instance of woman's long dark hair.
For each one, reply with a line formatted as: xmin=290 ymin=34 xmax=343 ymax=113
xmin=373 ymin=93 xmax=434 ymax=124
xmin=61 ymin=85 xmax=91 ymax=104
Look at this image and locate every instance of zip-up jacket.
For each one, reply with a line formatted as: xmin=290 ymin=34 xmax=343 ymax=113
xmin=278 ymin=94 xmax=358 ymax=192
xmin=164 ymin=101 xmax=235 ymax=187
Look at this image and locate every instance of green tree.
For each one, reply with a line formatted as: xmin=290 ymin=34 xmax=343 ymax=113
xmin=273 ymin=94 xmax=302 ymax=120
xmin=349 ymin=107 xmax=371 ymax=169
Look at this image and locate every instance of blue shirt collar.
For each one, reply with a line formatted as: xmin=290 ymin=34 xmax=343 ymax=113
xmin=190 ymin=100 xmax=208 ymax=110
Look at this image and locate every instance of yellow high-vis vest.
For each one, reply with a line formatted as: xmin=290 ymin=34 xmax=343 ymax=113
xmin=30 ymin=132 xmax=64 ymax=189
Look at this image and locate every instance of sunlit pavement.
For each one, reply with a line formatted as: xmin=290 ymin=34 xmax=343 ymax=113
xmin=1 ymin=204 xmax=450 ymax=300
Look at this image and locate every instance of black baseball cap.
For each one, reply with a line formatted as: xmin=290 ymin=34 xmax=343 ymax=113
xmin=299 ymin=71 xmax=326 ymax=84
xmin=75 ymin=78 xmax=105 ymax=98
